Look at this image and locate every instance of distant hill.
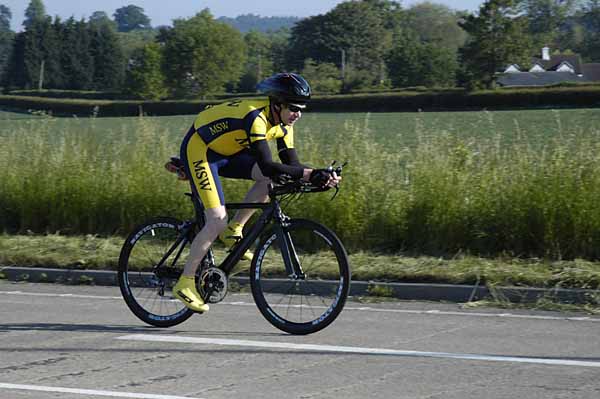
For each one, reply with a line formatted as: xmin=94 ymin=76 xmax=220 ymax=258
xmin=217 ymin=14 xmax=301 ymax=33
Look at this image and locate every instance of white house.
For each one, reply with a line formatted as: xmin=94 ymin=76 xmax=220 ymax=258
xmin=497 ymin=47 xmax=600 ymax=87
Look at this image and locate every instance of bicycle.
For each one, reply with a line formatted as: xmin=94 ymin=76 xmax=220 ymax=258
xmin=118 ymin=161 xmax=351 ymax=335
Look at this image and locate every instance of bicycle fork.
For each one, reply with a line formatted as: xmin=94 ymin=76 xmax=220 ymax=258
xmin=275 ymin=222 xmax=305 ymax=280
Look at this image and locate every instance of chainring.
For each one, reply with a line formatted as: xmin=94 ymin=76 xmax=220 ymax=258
xmin=198 ymin=267 xmax=228 ymax=303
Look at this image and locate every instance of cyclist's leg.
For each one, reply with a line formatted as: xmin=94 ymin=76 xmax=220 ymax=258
xmin=218 ymin=153 xmax=270 ymax=259
xmin=174 ymin=131 xmax=229 ymax=312
xmin=217 ymin=150 xmax=270 ymax=227
xmin=183 ymin=206 xmax=227 ymax=278
xmin=230 ymin=163 xmax=270 ymax=226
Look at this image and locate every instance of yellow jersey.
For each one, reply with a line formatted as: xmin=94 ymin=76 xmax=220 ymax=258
xmin=191 ymin=98 xmax=294 ymax=156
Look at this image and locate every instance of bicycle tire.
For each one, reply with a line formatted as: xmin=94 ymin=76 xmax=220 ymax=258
xmin=118 ymin=217 xmax=195 ymax=327
xmin=250 ymin=218 xmax=351 ymax=335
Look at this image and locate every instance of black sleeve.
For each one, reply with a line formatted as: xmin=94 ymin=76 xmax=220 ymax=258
xmin=278 ymin=148 xmax=310 ymax=169
xmin=276 ymin=136 xmax=310 ymax=169
xmin=250 ymin=140 xmax=304 ymax=179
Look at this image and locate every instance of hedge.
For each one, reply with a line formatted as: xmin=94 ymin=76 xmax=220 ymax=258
xmin=5 ymin=90 xmax=136 ymax=100
xmin=0 ymin=95 xmax=220 ymax=117
xmin=1 ymin=86 xmax=600 ymax=116
xmin=5 ymin=89 xmax=258 ymax=101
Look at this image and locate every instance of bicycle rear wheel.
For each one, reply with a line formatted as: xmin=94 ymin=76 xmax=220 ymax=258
xmin=250 ymin=219 xmax=351 ymax=335
xmin=118 ymin=217 xmax=194 ymax=327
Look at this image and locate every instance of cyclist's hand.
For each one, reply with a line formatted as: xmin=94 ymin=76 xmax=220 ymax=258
xmin=309 ymin=169 xmax=341 ymax=188
xmin=330 ymin=171 xmax=342 ymax=187
xmin=273 ymin=173 xmax=293 ymax=185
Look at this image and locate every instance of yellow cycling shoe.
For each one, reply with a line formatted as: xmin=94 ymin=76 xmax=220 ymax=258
xmin=218 ymin=225 xmax=254 ymax=261
xmin=172 ymin=276 xmax=209 ymax=313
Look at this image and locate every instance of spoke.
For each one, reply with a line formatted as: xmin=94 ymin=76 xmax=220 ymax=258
xmin=128 ymin=226 xmax=187 ymax=317
xmin=298 ymin=282 xmax=318 ymax=319
xmin=253 ymin=221 xmax=349 ymax=332
xmin=286 ymin=284 xmax=294 ymax=320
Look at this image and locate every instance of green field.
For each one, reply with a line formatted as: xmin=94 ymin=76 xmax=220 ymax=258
xmin=2 ymin=108 xmax=600 ymax=259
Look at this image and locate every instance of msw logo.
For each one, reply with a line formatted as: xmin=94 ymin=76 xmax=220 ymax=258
xmin=209 ymin=121 xmax=229 ymax=135
xmin=193 ymin=161 xmax=212 ymax=191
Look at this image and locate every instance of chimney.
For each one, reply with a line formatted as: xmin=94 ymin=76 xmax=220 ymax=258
xmin=542 ymin=47 xmax=550 ymax=61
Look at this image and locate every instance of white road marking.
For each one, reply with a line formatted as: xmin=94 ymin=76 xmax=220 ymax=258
xmin=117 ymin=334 xmax=600 ymax=369
xmin=0 ymin=290 xmax=122 ymax=300
xmin=1 ymin=289 xmax=599 ymax=323
xmin=0 ymin=383 xmax=203 ymax=399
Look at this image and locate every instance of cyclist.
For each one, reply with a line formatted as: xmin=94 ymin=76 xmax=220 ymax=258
xmin=172 ymin=72 xmax=341 ymax=312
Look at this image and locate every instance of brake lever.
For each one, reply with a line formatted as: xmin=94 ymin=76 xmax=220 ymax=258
xmin=330 ymin=185 xmax=340 ymax=200
xmin=328 ymin=161 xmax=347 ymax=200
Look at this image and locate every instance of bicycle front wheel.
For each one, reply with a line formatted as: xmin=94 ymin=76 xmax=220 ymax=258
xmin=118 ymin=217 xmax=194 ymax=327
xmin=250 ymin=219 xmax=351 ymax=335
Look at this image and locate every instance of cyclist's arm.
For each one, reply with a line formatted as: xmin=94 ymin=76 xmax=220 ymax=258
xmin=250 ymin=140 xmax=311 ymax=180
xmin=276 ymin=132 xmax=312 ymax=178
xmin=278 ymin=147 xmax=310 ymax=168
xmin=248 ymin=114 xmax=311 ymax=180
xmin=276 ymin=137 xmax=342 ymax=187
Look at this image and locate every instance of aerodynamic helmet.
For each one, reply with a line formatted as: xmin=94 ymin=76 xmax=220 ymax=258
xmin=256 ymin=73 xmax=311 ymax=105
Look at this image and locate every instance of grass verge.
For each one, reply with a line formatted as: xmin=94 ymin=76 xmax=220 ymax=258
xmin=2 ymin=233 xmax=600 ymax=289
xmin=2 ymin=233 xmax=599 ymax=313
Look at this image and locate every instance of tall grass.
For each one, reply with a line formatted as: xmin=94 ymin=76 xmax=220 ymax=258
xmin=0 ymin=117 xmax=191 ymax=234
xmin=3 ymin=110 xmax=600 ymax=259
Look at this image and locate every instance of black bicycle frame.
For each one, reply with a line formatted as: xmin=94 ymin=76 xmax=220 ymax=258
xmin=151 ymin=191 xmax=303 ymax=280
xmin=190 ymin=192 xmax=304 ymax=278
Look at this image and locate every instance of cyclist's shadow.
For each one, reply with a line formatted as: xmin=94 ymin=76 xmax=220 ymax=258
xmin=0 ymin=322 xmax=285 ymax=336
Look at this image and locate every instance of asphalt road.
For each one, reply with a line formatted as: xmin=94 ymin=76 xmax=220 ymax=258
xmin=1 ymin=281 xmax=599 ymax=399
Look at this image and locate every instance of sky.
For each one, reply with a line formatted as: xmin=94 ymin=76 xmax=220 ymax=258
xmin=2 ymin=0 xmax=484 ymax=32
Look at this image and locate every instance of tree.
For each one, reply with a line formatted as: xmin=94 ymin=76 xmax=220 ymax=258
xmin=301 ymin=59 xmax=342 ymax=93
xmin=519 ymin=0 xmax=578 ymax=48
xmin=42 ymin=17 xmax=65 ymax=88
xmin=2 ymin=33 xmax=25 ymax=88
xmin=267 ymin=28 xmax=291 ymax=73
xmin=16 ymin=16 xmax=63 ymax=89
xmin=458 ymin=0 xmax=533 ymax=89
xmin=405 ymin=2 xmax=467 ymax=51
xmin=238 ymin=30 xmax=274 ymax=92
xmin=287 ymin=1 xmax=401 ymax=88
xmin=60 ymin=18 xmax=93 ymax=89
xmin=417 ymin=44 xmax=459 ymax=87
xmin=580 ymin=0 xmax=600 ymax=60
xmin=89 ymin=21 xmax=125 ymax=90
xmin=385 ymin=32 xmax=421 ymax=88
xmin=217 ymin=14 xmax=300 ymax=33
xmin=23 ymin=0 xmax=46 ymax=29
xmin=0 ymin=4 xmax=10 ymax=30
xmin=114 ymin=5 xmax=151 ymax=32
xmin=4 ymin=15 xmax=128 ymax=91
xmin=558 ymin=10 xmax=586 ymax=53
xmin=160 ymin=9 xmax=246 ymax=96
xmin=125 ymin=42 xmax=167 ymax=99
xmin=117 ymin=29 xmax=157 ymax=64
xmin=385 ymin=30 xmax=458 ymax=88
xmin=89 ymin=11 xmax=116 ymax=29
xmin=0 ymin=4 xmax=14 ymax=80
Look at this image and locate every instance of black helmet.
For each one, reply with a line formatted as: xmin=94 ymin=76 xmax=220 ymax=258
xmin=257 ymin=73 xmax=311 ymax=104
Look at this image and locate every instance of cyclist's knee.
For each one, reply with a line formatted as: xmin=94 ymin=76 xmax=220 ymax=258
xmin=255 ymin=177 xmax=271 ymax=187
xmin=203 ymin=207 xmax=228 ymax=236
xmin=251 ymin=163 xmax=271 ymax=184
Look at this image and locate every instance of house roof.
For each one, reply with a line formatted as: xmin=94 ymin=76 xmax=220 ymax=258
xmin=505 ymin=64 xmax=521 ymax=72
xmin=582 ymin=63 xmax=600 ymax=82
xmin=497 ymin=71 xmax=587 ymax=87
xmin=532 ymin=54 xmax=583 ymax=74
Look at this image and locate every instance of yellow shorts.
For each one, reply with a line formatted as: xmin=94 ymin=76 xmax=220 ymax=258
xmin=180 ymin=128 xmax=255 ymax=209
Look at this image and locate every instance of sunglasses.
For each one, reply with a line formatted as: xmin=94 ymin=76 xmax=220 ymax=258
xmin=286 ymin=104 xmax=304 ymax=113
